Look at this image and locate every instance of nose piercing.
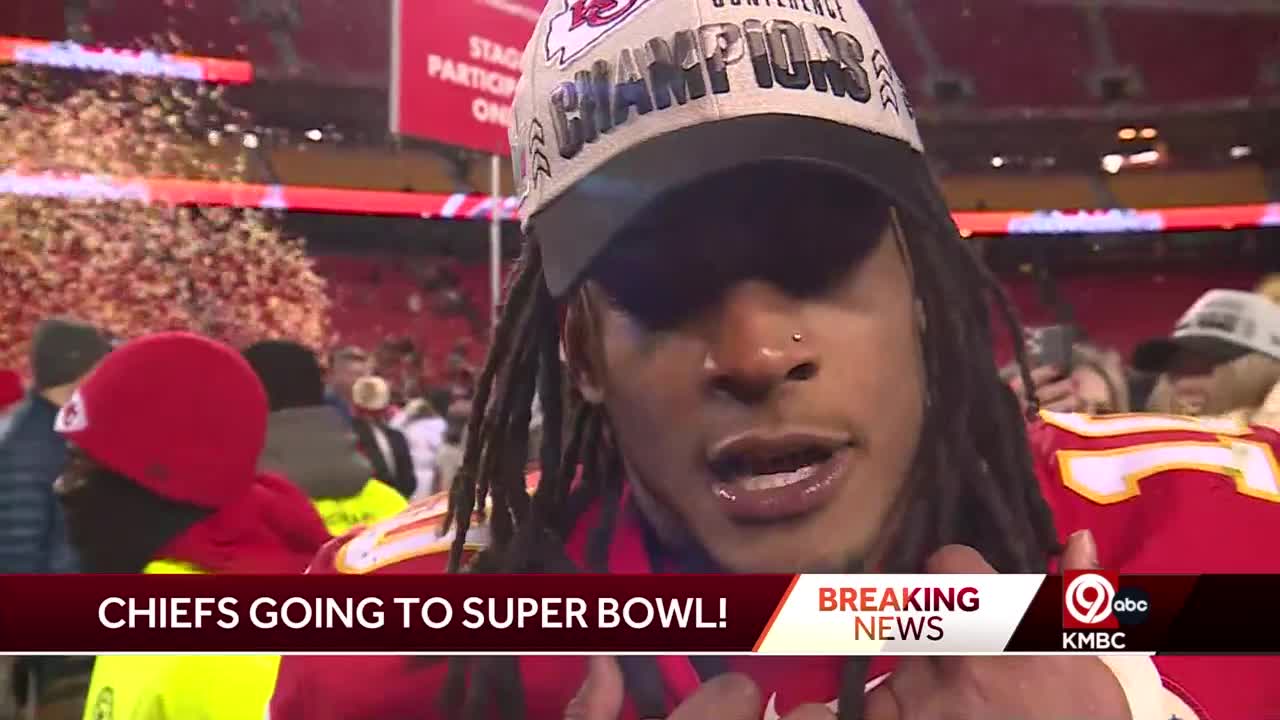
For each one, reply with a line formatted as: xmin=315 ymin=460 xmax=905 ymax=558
xmin=791 ymin=333 xmax=804 ymax=343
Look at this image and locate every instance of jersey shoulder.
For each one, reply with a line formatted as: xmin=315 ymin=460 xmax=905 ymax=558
xmin=308 ymin=471 xmax=544 ymax=576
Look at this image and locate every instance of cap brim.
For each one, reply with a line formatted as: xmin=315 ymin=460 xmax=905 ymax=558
xmin=532 ymin=115 xmax=947 ymax=297
xmin=1131 ymin=338 xmax=1180 ymax=373
xmin=1132 ymin=335 xmax=1250 ymax=373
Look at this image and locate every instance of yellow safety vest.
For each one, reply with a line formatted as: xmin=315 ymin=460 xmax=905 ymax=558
xmin=82 ymin=560 xmax=280 ymax=720
xmin=311 ymin=478 xmax=408 ymax=536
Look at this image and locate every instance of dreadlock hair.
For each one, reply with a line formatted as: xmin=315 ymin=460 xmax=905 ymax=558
xmin=439 ymin=165 xmax=1056 ymax=720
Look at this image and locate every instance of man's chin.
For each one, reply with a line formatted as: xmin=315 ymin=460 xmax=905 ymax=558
xmin=708 ymin=539 xmax=870 ymax=574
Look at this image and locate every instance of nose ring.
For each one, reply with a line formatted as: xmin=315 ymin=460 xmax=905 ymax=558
xmin=791 ymin=333 xmax=804 ymax=343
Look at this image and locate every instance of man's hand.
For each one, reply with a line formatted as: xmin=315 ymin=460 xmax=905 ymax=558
xmin=864 ymin=530 xmax=1131 ymax=720
xmin=1010 ymin=365 xmax=1081 ymax=414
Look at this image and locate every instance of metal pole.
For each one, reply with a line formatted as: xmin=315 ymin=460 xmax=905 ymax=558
xmin=489 ymin=153 xmax=502 ymax=333
xmin=388 ymin=0 xmax=402 ymax=136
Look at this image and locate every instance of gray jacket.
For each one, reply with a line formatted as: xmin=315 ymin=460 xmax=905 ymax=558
xmin=258 ymin=406 xmax=374 ymax=500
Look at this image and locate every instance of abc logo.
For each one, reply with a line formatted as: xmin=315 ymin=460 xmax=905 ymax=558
xmin=1064 ymin=573 xmax=1150 ymax=627
xmin=1113 ymin=587 xmax=1151 ymax=626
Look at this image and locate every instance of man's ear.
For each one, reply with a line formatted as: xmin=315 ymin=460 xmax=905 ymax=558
xmin=563 ymin=289 xmax=606 ymax=405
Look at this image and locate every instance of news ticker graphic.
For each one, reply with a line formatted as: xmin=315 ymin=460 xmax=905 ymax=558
xmin=0 ymin=169 xmax=1277 ymax=236
xmin=0 ymin=573 xmax=1274 ymax=655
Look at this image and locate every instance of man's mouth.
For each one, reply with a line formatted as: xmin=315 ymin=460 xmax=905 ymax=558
xmin=707 ymin=431 xmax=852 ymax=522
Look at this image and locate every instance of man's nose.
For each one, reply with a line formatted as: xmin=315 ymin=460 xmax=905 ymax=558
xmin=702 ymin=281 xmax=819 ymax=404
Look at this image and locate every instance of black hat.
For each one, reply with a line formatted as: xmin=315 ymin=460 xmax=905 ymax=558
xmin=30 ymin=317 xmax=111 ymax=390
xmin=242 ymin=340 xmax=326 ymax=412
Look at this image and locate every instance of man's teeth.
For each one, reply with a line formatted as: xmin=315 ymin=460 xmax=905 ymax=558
xmin=740 ymin=468 xmax=810 ymax=491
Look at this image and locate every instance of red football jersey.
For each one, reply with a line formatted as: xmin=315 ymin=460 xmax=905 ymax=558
xmin=268 ymin=412 xmax=1280 ymax=720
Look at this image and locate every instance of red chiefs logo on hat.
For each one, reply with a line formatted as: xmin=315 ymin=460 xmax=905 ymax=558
xmin=544 ymin=0 xmax=653 ymax=67
xmin=54 ymin=391 xmax=89 ymax=433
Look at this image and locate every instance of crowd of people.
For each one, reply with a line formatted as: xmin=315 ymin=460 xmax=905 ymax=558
xmin=0 ymin=320 xmax=484 ymax=719
xmin=1006 ymin=280 xmax=1280 ymax=425
xmin=1 ymin=0 xmax=1278 ymax=718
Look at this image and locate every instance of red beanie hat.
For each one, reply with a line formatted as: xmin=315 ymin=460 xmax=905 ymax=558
xmin=54 ymin=332 xmax=268 ymax=509
xmin=0 ymin=370 xmax=22 ymax=411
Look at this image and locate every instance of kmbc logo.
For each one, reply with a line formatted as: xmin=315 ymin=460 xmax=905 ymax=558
xmin=1062 ymin=571 xmax=1151 ymax=630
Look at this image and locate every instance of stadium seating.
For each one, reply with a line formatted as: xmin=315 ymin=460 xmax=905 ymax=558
xmin=87 ymin=0 xmax=278 ymax=63
xmin=80 ymin=0 xmax=386 ymax=84
xmin=896 ymin=0 xmax=1094 ymax=107
xmin=310 ymin=255 xmax=488 ymax=379
xmin=16 ymin=1 xmax=1261 ymax=107
xmin=292 ymin=0 xmax=388 ymax=83
xmin=1104 ymin=7 xmax=1280 ymax=104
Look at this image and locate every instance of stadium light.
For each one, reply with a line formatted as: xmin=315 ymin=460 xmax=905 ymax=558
xmin=242 ymin=133 xmax=260 ymax=149
xmin=1140 ymin=127 xmax=1159 ymax=140
xmin=305 ymin=129 xmax=323 ymax=142
xmin=1230 ymin=145 xmax=1253 ymax=160
xmin=1101 ymin=154 xmax=1124 ymax=174
xmin=1117 ymin=128 xmax=1138 ymax=141
xmin=990 ymin=156 xmax=1005 ymax=168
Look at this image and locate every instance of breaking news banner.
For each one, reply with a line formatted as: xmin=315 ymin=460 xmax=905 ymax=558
xmin=0 ymin=573 xmax=1275 ymax=655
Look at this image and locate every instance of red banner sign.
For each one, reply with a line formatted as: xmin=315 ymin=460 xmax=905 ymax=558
xmin=390 ymin=0 xmax=542 ymax=155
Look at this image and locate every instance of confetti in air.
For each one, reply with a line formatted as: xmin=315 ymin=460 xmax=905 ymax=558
xmin=0 ymin=65 xmax=331 ymax=374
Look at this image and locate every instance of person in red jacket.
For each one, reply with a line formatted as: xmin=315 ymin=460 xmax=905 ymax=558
xmin=269 ymin=1 xmax=1280 ymax=718
xmin=54 ymin=332 xmax=331 ymax=575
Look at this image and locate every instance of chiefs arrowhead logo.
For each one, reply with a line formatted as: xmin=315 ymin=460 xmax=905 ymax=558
xmin=544 ymin=0 xmax=654 ymax=68
xmin=54 ymin=390 xmax=88 ymax=433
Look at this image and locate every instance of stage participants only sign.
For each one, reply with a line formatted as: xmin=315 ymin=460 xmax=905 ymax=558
xmin=390 ymin=0 xmax=542 ymax=154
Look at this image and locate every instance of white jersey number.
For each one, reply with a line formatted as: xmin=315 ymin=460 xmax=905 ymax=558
xmin=1042 ymin=411 xmax=1280 ymax=505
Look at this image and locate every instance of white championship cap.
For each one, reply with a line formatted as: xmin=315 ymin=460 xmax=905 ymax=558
xmin=1132 ymin=289 xmax=1280 ymax=373
xmin=507 ymin=0 xmax=949 ymax=296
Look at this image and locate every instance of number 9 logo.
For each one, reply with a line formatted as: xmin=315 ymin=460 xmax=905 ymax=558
xmin=1065 ymin=572 xmax=1116 ymax=625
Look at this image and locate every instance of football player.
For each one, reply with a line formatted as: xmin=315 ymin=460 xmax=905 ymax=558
xmin=268 ymin=0 xmax=1280 ymax=718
